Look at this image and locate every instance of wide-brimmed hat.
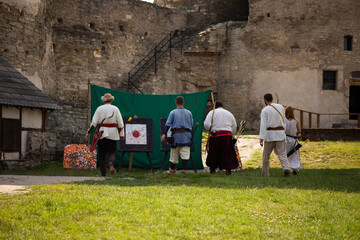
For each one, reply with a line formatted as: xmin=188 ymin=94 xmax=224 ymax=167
xmin=101 ymin=93 xmax=115 ymax=102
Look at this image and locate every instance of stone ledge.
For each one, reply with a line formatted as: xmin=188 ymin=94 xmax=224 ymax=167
xmin=302 ymin=128 xmax=360 ymax=141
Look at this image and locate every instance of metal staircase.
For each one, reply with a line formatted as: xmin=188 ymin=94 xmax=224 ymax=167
xmin=127 ymin=29 xmax=199 ymax=93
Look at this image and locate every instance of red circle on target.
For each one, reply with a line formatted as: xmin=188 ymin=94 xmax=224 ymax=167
xmin=133 ymin=130 xmax=140 ymax=138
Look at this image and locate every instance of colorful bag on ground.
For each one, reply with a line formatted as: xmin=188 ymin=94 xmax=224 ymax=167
xmin=63 ymin=144 xmax=97 ymax=169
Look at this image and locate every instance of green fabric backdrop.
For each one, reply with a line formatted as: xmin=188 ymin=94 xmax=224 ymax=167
xmin=91 ymin=85 xmax=210 ymax=170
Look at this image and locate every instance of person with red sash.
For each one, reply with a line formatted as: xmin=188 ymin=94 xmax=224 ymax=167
xmin=204 ymin=101 xmax=238 ymax=175
xmin=259 ymin=93 xmax=291 ymax=177
xmin=84 ymin=93 xmax=124 ymax=176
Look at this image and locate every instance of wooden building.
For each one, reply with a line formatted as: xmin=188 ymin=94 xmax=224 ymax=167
xmin=0 ymin=55 xmax=60 ymax=169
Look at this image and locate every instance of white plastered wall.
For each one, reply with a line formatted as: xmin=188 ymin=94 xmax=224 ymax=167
xmin=1 ymin=107 xmax=42 ymax=160
xmin=22 ymin=108 xmax=42 ymax=129
xmin=2 ymin=106 xmax=20 ymax=119
xmin=250 ymin=68 xmax=348 ymax=128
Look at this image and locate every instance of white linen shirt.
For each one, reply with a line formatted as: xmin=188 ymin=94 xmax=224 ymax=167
xmin=204 ymin=108 xmax=237 ymax=135
xmin=90 ymin=104 xmax=124 ymax=140
xmin=259 ymin=103 xmax=286 ymax=142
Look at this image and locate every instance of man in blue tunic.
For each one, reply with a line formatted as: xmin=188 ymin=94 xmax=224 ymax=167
xmin=161 ymin=96 xmax=193 ymax=175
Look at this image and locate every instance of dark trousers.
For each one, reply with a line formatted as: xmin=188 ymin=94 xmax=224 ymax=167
xmin=206 ymin=135 xmax=238 ymax=171
xmin=98 ymin=138 xmax=117 ymax=176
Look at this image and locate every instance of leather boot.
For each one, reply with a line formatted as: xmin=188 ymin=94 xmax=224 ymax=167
xmin=166 ymin=168 xmax=176 ymax=175
xmin=109 ymin=162 xmax=116 ymax=175
xmin=284 ymin=169 xmax=290 ymax=177
xmin=181 ymin=160 xmax=188 ymax=174
xmin=166 ymin=163 xmax=176 ymax=175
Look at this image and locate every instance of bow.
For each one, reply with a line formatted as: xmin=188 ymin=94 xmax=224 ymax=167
xmin=205 ymin=91 xmax=216 ymax=153
xmin=234 ymin=120 xmax=246 ymax=144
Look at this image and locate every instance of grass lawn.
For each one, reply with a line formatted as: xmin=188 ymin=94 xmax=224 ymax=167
xmin=1 ymin=140 xmax=359 ymax=239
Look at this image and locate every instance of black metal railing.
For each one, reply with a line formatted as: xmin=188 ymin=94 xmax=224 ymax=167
xmin=127 ymin=28 xmax=200 ymax=93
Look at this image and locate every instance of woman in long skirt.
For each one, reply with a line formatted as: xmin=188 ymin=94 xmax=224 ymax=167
xmin=285 ymin=106 xmax=303 ymax=174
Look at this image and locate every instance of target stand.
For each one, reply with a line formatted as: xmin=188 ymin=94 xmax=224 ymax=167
xmin=117 ymin=118 xmax=154 ymax=173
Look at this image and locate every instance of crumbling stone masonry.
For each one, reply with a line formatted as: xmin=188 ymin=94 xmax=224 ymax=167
xmin=0 ymin=0 xmax=359 ymax=163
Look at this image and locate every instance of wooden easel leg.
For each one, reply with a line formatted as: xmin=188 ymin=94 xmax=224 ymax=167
xmin=189 ymin=155 xmax=197 ymax=173
xmin=129 ymin=152 xmax=133 ymax=171
xmin=161 ymin=152 xmax=168 ymax=173
xmin=146 ymin=152 xmax=154 ymax=174
xmin=116 ymin=152 xmax=125 ymax=171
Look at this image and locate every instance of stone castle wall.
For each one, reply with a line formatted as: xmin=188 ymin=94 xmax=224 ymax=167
xmin=154 ymin=0 xmax=249 ymax=22
xmin=152 ymin=0 xmax=360 ymax=129
xmin=0 ymin=0 xmax=191 ymax=157
xmin=219 ymin=0 xmax=360 ymax=128
xmin=0 ymin=0 xmax=359 ymax=163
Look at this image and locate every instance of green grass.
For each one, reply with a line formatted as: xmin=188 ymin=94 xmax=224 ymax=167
xmin=1 ymin=140 xmax=360 ymax=239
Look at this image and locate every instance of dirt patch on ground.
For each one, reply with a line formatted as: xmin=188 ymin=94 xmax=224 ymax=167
xmin=201 ymin=135 xmax=260 ymax=170
xmin=0 ymin=175 xmax=106 ymax=194
xmin=237 ymin=135 xmax=262 ymax=163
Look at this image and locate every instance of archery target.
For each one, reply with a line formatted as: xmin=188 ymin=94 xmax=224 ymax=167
xmin=125 ymin=124 xmax=147 ymax=145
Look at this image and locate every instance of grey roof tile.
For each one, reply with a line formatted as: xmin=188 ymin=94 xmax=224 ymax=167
xmin=0 ymin=55 xmax=60 ymax=110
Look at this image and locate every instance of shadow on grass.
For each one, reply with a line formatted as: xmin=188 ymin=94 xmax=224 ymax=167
xmin=72 ymin=167 xmax=360 ymax=193
xmin=2 ymin=161 xmax=359 ymax=193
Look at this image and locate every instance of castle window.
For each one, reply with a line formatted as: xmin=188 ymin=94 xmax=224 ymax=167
xmin=344 ymin=35 xmax=353 ymax=51
xmin=352 ymin=71 xmax=360 ymax=79
xmin=349 ymin=72 xmax=360 ymax=120
xmin=323 ymin=71 xmax=337 ymax=90
xmin=89 ymin=22 xmax=96 ymax=30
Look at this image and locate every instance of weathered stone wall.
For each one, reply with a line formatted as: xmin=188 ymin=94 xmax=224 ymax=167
xmin=154 ymin=0 xmax=249 ymax=22
xmin=136 ymin=22 xmax=231 ymax=95
xmin=217 ymin=0 xmax=360 ymax=129
xmin=49 ymin=0 xmax=188 ymax=100
xmin=47 ymin=0 xmax=189 ymax=152
xmin=0 ymin=0 xmax=191 ymax=156
xmin=301 ymin=129 xmax=360 ymax=141
xmin=1 ymin=0 xmax=359 ymax=166
xmin=0 ymin=0 xmax=57 ymax=96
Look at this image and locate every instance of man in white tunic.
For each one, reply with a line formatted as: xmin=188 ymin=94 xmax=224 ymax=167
xmin=85 ymin=93 xmax=124 ymax=176
xmin=259 ymin=93 xmax=291 ymax=177
xmin=204 ymin=101 xmax=238 ymax=175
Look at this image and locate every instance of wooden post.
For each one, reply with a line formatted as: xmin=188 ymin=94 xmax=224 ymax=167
xmin=308 ymin=112 xmax=312 ymax=129
xmin=358 ymin=114 xmax=360 ymax=128
xmin=317 ymin=114 xmax=320 ymax=129
xmin=129 ymin=152 xmax=133 ymax=171
xmin=300 ymin=111 xmax=303 ymax=129
xmin=87 ymin=79 xmax=91 ymax=128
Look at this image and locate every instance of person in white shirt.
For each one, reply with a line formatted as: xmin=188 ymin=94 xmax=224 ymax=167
xmin=85 ymin=93 xmax=124 ymax=176
xmin=259 ymin=93 xmax=291 ymax=177
xmin=204 ymin=101 xmax=238 ymax=175
xmin=285 ymin=106 xmax=303 ymax=174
